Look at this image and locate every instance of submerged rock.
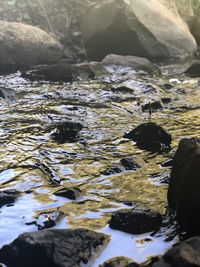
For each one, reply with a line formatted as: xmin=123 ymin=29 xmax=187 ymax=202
xmin=154 ymin=236 xmax=200 ymax=267
xmin=100 ymin=257 xmax=139 ymax=267
xmin=102 ymin=54 xmax=160 ymax=75
xmin=167 ymin=138 xmax=200 ymax=234
xmin=54 ymin=187 xmax=81 ymax=200
xmin=142 ymin=101 xmax=164 ymax=112
xmin=109 ymin=207 xmax=162 ymax=234
xmin=52 ymin=121 xmax=83 ymax=143
xmin=82 ymin=0 xmax=196 ymax=61
xmin=123 ymin=123 xmax=171 ymax=152
xmin=0 ymin=190 xmax=18 ymax=208
xmin=0 ymin=228 xmax=110 ymax=267
xmin=0 ymin=21 xmax=62 ymax=73
xmin=21 ymin=63 xmax=73 ymax=83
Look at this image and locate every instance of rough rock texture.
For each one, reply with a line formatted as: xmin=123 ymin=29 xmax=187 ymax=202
xmin=154 ymin=236 xmax=200 ymax=267
xmin=102 ymin=54 xmax=160 ymax=75
xmin=0 ymin=228 xmax=110 ymax=267
xmin=100 ymin=257 xmax=139 ymax=267
xmin=167 ymin=138 xmax=200 ymax=234
xmin=123 ymin=123 xmax=172 ymax=152
xmin=109 ymin=207 xmax=162 ymax=234
xmin=0 ymin=20 xmax=62 ymax=72
xmin=82 ymin=0 xmax=196 ymax=61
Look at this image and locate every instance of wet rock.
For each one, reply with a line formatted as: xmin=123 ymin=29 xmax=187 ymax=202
xmin=21 ymin=63 xmax=73 ymax=83
xmin=0 ymin=190 xmax=18 ymax=208
xmin=71 ymin=62 xmax=107 ymax=79
xmin=109 ymin=207 xmax=162 ymax=234
xmin=100 ymin=257 xmax=139 ymax=267
xmin=0 ymin=21 xmax=62 ymax=73
xmin=26 ymin=210 xmax=63 ymax=230
xmin=142 ymin=101 xmax=163 ymax=112
xmin=123 ymin=123 xmax=171 ymax=152
xmin=185 ymin=61 xmax=200 ymax=77
xmin=0 ymin=228 xmax=110 ymax=267
xmin=52 ymin=121 xmax=83 ymax=143
xmin=162 ymin=84 xmax=173 ymax=90
xmin=154 ymin=236 xmax=200 ymax=267
xmin=102 ymin=157 xmax=143 ymax=176
xmin=54 ymin=187 xmax=81 ymax=200
xmin=167 ymin=138 xmax=200 ymax=234
xmin=161 ymin=98 xmax=171 ymax=104
xmin=82 ymin=1 xmax=196 ymax=61
xmin=102 ymin=54 xmax=160 ymax=75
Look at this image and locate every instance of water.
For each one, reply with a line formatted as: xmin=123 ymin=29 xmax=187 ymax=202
xmin=0 ymin=68 xmax=200 ymax=265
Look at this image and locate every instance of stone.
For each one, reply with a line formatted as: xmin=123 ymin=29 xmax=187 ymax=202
xmin=100 ymin=256 xmax=139 ymax=267
xmin=167 ymin=138 xmax=200 ymax=234
xmin=54 ymin=187 xmax=81 ymax=200
xmin=0 ymin=190 xmax=18 ymax=208
xmin=52 ymin=121 xmax=83 ymax=143
xmin=82 ymin=0 xmax=196 ymax=62
xmin=0 ymin=228 xmax=110 ymax=267
xmin=21 ymin=63 xmax=73 ymax=83
xmin=109 ymin=207 xmax=162 ymax=234
xmin=142 ymin=101 xmax=163 ymax=112
xmin=123 ymin=122 xmax=171 ymax=152
xmin=102 ymin=54 xmax=160 ymax=75
xmin=0 ymin=21 xmax=62 ymax=72
xmin=184 ymin=61 xmax=200 ymax=77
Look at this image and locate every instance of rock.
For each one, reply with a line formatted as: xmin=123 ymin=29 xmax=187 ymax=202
xmin=191 ymin=17 xmax=200 ymax=45
xmin=154 ymin=236 xmax=200 ymax=267
xmin=100 ymin=257 xmax=139 ymax=267
xmin=26 ymin=210 xmax=63 ymax=230
xmin=142 ymin=101 xmax=163 ymax=112
xmin=102 ymin=54 xmax=160 ymax=75
xmin=0 ymin=21 xmax=63 ymax=72
xmin=52 ymin=121 xmax=83 ymax=143
xmin=82 ymin=0 xmax=196 ymax=62
xmin=123 ymin=123 xmax=171 ymax=152
xmin=71 ymin=62 xmax=107 ymax=80
xmin=184 ymin=61 xmax=200 ymax=77
xmin=21 ymin=63 xmax=73 ymax=83
xmin=0 ymin=190 xmax=18 ymax=208
xmin=167 ymin=138 xmax=200 ymax=234
xmin=54 ymin=187 xmax=81 ymax=200
xmin=109 ymin=206 xmax=162 ymax=234
xmin=0 ymin=228 xmax=110 ymax=267
xmin=102 ymin=157 xmax=143 ymax=176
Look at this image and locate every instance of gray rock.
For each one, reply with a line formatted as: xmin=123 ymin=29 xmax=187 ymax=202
xmin=0 ymin=21 xmax=63 ymax=72
xmin=0 ymin=228 xmax=110 ymax=267
xmin=82 ymin=0 xmax=196 ymax=62
xmin=100 ymin=256 xmax=139 ymax=267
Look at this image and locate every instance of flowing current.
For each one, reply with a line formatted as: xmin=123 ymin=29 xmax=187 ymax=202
xmin=0 ymin=66 xmax=200 ymax=265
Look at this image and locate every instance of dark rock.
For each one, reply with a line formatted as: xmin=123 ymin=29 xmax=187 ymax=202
xmin=54 ymin=187 xmax=81 ymax=200
xmin=52 ymin=121 xmax=83 ymax=143
xmin=26 ymin=210 xmax=63 ymax=230
xmin=102 ymin=54 xmax=160 ymax=75
xmin=0 ymin=190 xmax=18 ymax=208
xmin=159 ymin=236 xmax=200 ymax=267
xmin=0 ymin=228 xmax=110 ymax=267
xmin=142 ymin=101 xmax=163 ymax=112
xmin=123 ymin=123 xmax=171 ymax=152
xmin=102 ymin=157 xmax=143 ymax=176
xmin=153 ymin=259 xmax=170 ymax=267
xmin=167 ymin=138 xmax=200 ymax=234
xmin=100 ymin=256 xmax=139 ymax=267
xmin=161 ymin=98 xmax=171 ymax=104
xmin=162 ymin=84 xmax=173 ymax=90
xmin=110 ymin=86 xmax=133 ymax=94
xmin=109 ymin=207 xmax=162 ymax=234
xmin=21 ymin=63 xmax=73 ymax=83
xmin=185 ymin=61 xmax=200 ymax=77
xmin=161 ymin=158 xmax=174 ymax=168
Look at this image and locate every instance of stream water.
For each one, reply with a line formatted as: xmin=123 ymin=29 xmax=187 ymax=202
xmin=0 ymin=66 xmax=200 ymax=265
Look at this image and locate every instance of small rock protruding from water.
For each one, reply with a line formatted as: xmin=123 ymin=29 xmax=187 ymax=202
xmin=52 ymin=121 xmax=83 ymax=143
xmin=54 ymin=187 xmax=82 ymax=200
xmin=123 ymin=122 xmax=171 ymax=152
xmin=0 ymin=228 xmax=110 ymax=267
xmin=100 ymin=256 xmax=140 ymax=267
xmin=142 ymin=100 xmax=163 ymax=112
xmin=0 ymin=189 xmax=19 ymax=208
xmin=109 ymin=206 xmax=162 ymax=234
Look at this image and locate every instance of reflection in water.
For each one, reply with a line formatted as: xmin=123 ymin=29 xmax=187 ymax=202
xmin=0 ymin=69 xmax=200 ymax=263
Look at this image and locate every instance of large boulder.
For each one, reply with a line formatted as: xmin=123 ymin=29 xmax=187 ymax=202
xmin=0 ymin=228 xmax=110 ymax=267
xmin=167 ymin=138 xmax=200 ymax=234
xmin=82 ymin=0 xmax=197 ymax=61
xmin=0 ymin=21 xmax=63 ymax=73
